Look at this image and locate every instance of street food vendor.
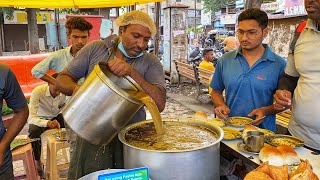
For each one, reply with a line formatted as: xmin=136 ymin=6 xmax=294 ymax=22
xmin=55 ymin=10 xmax=166 ymax=179
xmin=210 ymin=8 xmax=286 ymax=132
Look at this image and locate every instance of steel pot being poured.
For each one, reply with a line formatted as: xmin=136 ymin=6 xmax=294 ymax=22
xmin=61 ymin=62 xmax=144 ymax=145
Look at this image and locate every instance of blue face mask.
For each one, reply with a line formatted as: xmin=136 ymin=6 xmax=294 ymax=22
xmin=118 ymin=42 xmax=144 ymax=59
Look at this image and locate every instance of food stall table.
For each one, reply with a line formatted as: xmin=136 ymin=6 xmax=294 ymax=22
xmin=220 ymin=125 xmax=320 ymax=177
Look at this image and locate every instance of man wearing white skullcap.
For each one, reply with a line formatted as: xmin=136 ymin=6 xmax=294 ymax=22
xmin=56 ymin=10 xmax=166 ymax=179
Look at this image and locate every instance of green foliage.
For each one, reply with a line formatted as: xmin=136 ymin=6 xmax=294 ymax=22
xmin=202 ymin=0 xmax=235 ymax=15
xmin=59 ymin=8 xmax=80 ymax=14
xmin=2 ymin=99 xmax=30 ymax=116
xmin=0 ymin=7 xmax=18 ymax=19
xmin=187 ymin=27 xmax=203 ymax=34
xmin=2 ymin=104 xmax=13 ymax=115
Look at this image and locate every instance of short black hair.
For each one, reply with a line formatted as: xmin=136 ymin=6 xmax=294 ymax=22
xmin=203 ymin=48 xmax=213 ymax=56
xmin=65 ymin=17 xmax=93 ymax=35
xmin=238 ymin=8 xmax=268 ymax=29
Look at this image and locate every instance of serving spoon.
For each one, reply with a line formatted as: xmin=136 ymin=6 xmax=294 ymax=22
xmin=216 ymin=109 xmax=229 ymax=122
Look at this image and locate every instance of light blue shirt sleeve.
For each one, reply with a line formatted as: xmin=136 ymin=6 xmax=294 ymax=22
xmin=32 ymin=53 xmax=57 ymax=78
xmin=31 ymin=47 xmax=72 ymax=78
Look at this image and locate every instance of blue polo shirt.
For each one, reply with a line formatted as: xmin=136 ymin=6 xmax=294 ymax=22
xmin=210 ymin=44 xmax=286 ymax=131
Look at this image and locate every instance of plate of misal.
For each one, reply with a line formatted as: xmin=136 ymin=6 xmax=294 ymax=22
xmin=265 ymin=134 xmax=304 ymax=148
xmin=224 ymin=116 xmax=253 ymax=127
xmin=222 ymin=127 xmax=242 ymax=140
xmin=257 ymin=128 xmax=275 ymax=136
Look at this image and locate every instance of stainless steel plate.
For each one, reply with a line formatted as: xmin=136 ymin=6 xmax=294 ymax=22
xmin=237 ymin=142 xmax=259 ymax=155
xmin=265 ymin=134 xmax=304 ymax=148
xmin=224 ymin=116 xmax=253 ymax=127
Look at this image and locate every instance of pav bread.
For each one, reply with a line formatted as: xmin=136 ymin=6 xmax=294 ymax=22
xmin=259 ymin=145 xmax=300 ymax=166
xmin=277 ymin=145 xmax=300 ymax=165
xmin=242 ymin=125 xmax=258 ymax=139
xmin=259 ymin=146 xmax=284 ymax=166
xmin=192 ymin=111 xmax=208 ymax=121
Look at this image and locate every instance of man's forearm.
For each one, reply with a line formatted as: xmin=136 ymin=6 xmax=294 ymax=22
xmin=210 ymin=89 xmax=225 ymax=107
xmin=130 ymin=69 xmax=166 ymax=112
xmin=28 ymin=116 xmax=49 ymax=127
xmin=261 ymin=105 xmax=283 ymax=115
xmin=0 ymin=105 xmax=28 ymax=148
xmin=40 ymin=74 xmax=56 ymax=85
xmin=278 ymin=73 xmax=299 ymax=95
xmin=56 ymin=70 xmax=79 ymax=96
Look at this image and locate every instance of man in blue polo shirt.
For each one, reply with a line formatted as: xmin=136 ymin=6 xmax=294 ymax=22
xmin=210 ymin=8 xmax=286 ymax=132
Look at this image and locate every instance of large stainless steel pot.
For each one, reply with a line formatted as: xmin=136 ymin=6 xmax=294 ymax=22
xmin=62 ymin=62 xmax=144 ymax=145
xmin=118 ymin=118 xmax=224 ymax=180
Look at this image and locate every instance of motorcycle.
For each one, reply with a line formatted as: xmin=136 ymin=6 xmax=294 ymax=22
xmin=188 ymin=46 xmax=222 ymax=67
xmin=203 ymin=38 xmax=214 ymax=48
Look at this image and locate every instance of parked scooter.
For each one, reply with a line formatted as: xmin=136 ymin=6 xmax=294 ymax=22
xmin=188 ymin=46 xmax=203 ymax=66
xmin=212 ymin=50 xmax=222 ymax=67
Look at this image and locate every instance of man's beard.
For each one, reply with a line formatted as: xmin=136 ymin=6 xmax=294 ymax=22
xmin=307 ymin=13 xmax=320 ymax=21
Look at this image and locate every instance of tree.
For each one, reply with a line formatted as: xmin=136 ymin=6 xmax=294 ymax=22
xmin=99 ymin=8 xmax=111 ymax=19
xmin=27 ymin=8 xmax=40 ymax=54
xmin=245 ymin=0 xmax=263 ymax=9
xmin=202 ymin=0 xmax=235 ymax=15
xmin=0 ymin=8 xmax=17 ymax=56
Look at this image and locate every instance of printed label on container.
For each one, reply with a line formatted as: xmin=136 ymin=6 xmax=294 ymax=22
xmin=98 ymin=167 xmax=149 ymax=180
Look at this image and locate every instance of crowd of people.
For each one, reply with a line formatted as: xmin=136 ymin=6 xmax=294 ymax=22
xmin=0 ymin=0 xmax=320 ymax=178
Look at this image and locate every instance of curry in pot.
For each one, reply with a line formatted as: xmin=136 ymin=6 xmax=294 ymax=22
xmin=125 ymin=121 xmax=218 ymax=151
